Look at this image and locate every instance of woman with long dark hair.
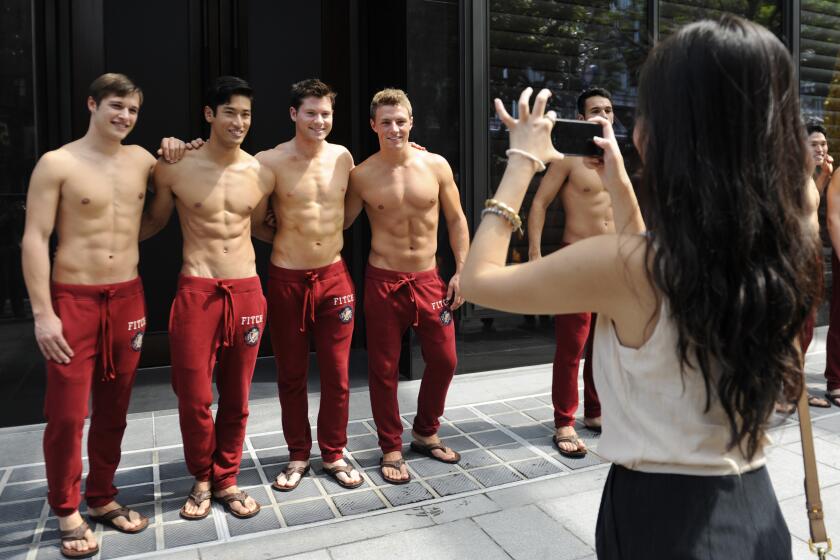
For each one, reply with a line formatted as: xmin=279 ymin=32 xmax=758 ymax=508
xmin=461 ymin=15 xmax=819 ymax=558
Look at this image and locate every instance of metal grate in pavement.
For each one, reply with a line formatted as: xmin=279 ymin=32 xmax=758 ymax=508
xmin=279 ymin=498 xmax=335 ymax=526
xmin=332 ymin=490 xmax=387 ymax=516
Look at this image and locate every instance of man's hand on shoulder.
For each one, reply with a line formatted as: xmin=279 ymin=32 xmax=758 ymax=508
xmin=157 ymin=137 xmax=205 ymax=164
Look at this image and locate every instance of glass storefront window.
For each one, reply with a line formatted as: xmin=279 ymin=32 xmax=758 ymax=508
xmin=659 ymin=1 xmax=782 ymax=38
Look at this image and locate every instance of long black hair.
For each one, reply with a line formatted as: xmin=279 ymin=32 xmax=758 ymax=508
xmin=636 ymin=15 xmax=821 ymax=460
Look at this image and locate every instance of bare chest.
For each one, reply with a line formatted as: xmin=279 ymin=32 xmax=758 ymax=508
xmin=276 ymin=157 xmax=348 ymax=208
xmin=566 ymin=165 xmax=607 ymax=196
xmin=364 ymin=168 xmax=439 ymax=216
xmin=174 ymin=166 xmax=263 ymax=217
xmin=60 ymin=159 xmax=147 ymax=216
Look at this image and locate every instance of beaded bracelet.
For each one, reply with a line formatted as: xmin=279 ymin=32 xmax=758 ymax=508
xmin=482 ymin=198 xmax=523 ymax=235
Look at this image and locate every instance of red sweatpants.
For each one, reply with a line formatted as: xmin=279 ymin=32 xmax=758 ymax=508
xmin=365 ymin=265 xmax=457 ymax=453
xmin=169 ymin=275 xmax=265 ymax=489
xmin=267 ymin=260 xmax=354 ymax=463
xmin=553 ymin=312 xmax=601 ymax=427
xmin=825 ymin=250 xmax=840 ymax=392
xmin=43 ymin=277 xmax=146 ymax=517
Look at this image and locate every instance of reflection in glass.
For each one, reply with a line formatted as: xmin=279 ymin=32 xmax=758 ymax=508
xmin=659 ymin=1 xmax=782 ymax=38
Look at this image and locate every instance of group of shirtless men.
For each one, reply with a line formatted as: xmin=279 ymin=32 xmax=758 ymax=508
xmin=21 ymin=73 xmax=619 ymax=558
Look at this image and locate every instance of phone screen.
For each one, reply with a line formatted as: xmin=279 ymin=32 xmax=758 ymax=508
xmin=551 ymin=119 xmax=604 ymax=157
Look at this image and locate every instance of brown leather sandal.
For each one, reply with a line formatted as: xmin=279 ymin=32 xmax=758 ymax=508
xmin=89 ymin=505 xmax=149 ymax=534
xmin=553 ymin=434 xmax=587 ymax=458
xmin=213 ymin=489 xmax=261 ymax=519
xmin=323 ymin=462 xmax=363 ymax=489
xmin=59 ymin=521 xmax=99 ymax=559
xmin=410 ymin=441 xmax=461 ymax=464
xmin=179 ymin=487 xmax=212 ymax=520
xmin=380 ymin=457 xmax=411 ymax=485
xmin=271 ymin=463 xmax=310 ymax=492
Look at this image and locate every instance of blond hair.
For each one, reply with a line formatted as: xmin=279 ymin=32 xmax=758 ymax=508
xmin=370 ymin=88 xmax=412 ymax=119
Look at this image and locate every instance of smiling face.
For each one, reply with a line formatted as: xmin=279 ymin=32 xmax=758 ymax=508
xmin=88 ymin=93 xmax=141 ymax=141
xmin=204 ymin=94 xmax=252 ymax=147
xmin=370 ymin=104 xmax=412 ymax=150
xmin=809 ymin=131 xmax=828 ymax=166
xmin=290 ymin=96 xmax=333 ymax=142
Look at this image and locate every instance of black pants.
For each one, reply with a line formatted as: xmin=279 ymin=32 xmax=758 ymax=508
xmin=596 ymin=464 xmax=791 ymax=560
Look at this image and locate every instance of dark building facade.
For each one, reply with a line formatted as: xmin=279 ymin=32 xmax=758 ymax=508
xmin=1 ymin=0 xmax=838 ymax=426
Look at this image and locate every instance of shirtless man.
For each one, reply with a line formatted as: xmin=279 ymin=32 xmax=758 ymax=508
xmin=254 ymin=79 xmax=363 ymax=491
xmin=808 ymin=122 xmax=834 ymax=196
xmin=345 ymin=89 xmax=470 ymax=484
xmin=821 ymin=138 xmax=840 ymax=408
xmin=142 ymin=76 xmax=273 ymax=520
xmin=21 ymin=73 xmax=153 ymax=559
xmin=527 ymin=88 xmax=614 ymax=458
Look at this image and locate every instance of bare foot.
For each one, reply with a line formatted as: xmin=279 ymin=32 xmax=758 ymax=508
xmin=182 ymin=480 xmax=211 ymax=518
xmin=583 ymin=416 xmax=602 ymax=431
xmin=213 ymin=485 xmax=258 ymax=517
xmin=89 ymin=500 xmax=146 ymax=531
xmin=554 ymin=426 xmax=586 ymax=454
xmin=58 ymin=511 xmax=97 ymax=556
xmin=411 ymin=431 xmax=458 ymax=461
xmin=274 ymin=460 xmax=309 ymax=489
xmin=323 ymin=457 xmax=361 ymax=486
xmin=381 ymin=451 xmax=410 ymax=482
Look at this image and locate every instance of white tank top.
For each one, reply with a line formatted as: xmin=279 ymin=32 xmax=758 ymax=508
xmin=593 ymin=299 xmax=769 ymax=475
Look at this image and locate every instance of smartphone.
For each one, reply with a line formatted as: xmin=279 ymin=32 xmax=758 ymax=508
xmin=551 ymin=118 xmax=604 ymax=157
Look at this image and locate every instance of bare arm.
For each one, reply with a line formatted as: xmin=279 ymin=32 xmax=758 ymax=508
xmin=437 ymin=157 xmax=470 ymax=309
xmin=527 ymin=161 xmax=569 ymax=260
xmin=250 ymin=194 xmax=276 ymax=243
xmin=816 ymin=156 xmax=834 ymax=197
xmin=21 ymin=152 xmax=74 ymax=363
xmin=461 ymin=88 xmax=655 ymax=346
xmin=344 ymin=168 xmax=365 ymax=229
xmin=826 ymin=172 xmax=840 ymax=254
xmin=140 ymin=159 xmax=176 ymax=241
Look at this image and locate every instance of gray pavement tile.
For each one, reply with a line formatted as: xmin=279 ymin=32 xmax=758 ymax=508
xmin=438 ymin=435 xmax=477 ymax=453
xmin=453 ymin=419 xmax=494 ymax=433
xmin=423 ymin=493 xmax=501 ymax=524
xmin=277 ymin=551 xmax=332 ymax=560
xmin=240 ymin=456 xmax=255 ymax=469
xmin=435 ymin=423 xmax=459 ymax=438
xmin=402 ymin=413 xmax=417 ymax=426
xmin=159 ymin=460 xmax=190 ymax=481
xmin=236 ymin=468 xmax=264 ymax=488
xmin=442 ymin=407 xmax=478 ymax=421
xmin=100 ymin=524 xmax=157 ymax=558
xmin=244 ymin=413 xmax=283 ymax=436
xmin=471 ymin=465 xmax=523 ymax=487
xmin=362 ymin=467 xmax=389 ymax=487
xmin=39 ymin=518 xmax=60 ymax=543
xmin=249 ymin=432 xmax=286 ymax=450
xmin=154 ymin=417 xmax=184 ymax=447
xmin=117 ymin=451 xmax=154 ymax=469
xmin=346 ymin=422 xmax=371 ymax=436
xmin=350 ymin=449 xmax=381 ymax=469
xmin=457 ymin=449 xmax=501 ymax=470
xmin=331 ymin=490 xmax=387 ymax=516
xmin=0 ymin=547 xmax=28 ymax=560
xmin=538 ymin=488 xmax=603 ymax=549
xmin=506 ymin=397 xmax=548 ymax=410
xmin=113 ymin=466 xmax=153 ymax=487
xmin=0 ymin=521 xmax=36 ymax=546
xmin=345 ymin=434 xmax=379 ymax=453
xmin=765 ymin=445 xmax=840 ymax=501
xmin=255 ymin=446 xmax=289 ymax=466
xmin=318 ymin=471 xmax=370 ymax=495
xmin=122 ymin=419 xmax=155 ymax=450
xmin=7 ymin=464 xmax=46 ymax=483
xmin=510 ymin=458 xmax=565 ymax=479
xmin=157 ymin=445 xmax=185 ymax=464
xmin=0 ymin=432 xmax=43 ymax=468
xmin=226 ymin=505 xmax=281 ymax=536
xmin=471 ymin=429 xmax=517 ymax=447
xmin=474 ymin=504 xmax=594 ymax=560
xmin=536 ymin=394 xmax=554 ymax=406
xmin=408 ymin=458 xmax=459 ymax=478
xmin=36 ymin=545 xmax=68 ymax=560
xmin=475 ymin=402 xmax=514 ymax=415
xmin=523 ymin=406 xmax=555 ymax=422
xmin=0 ymin=498 xmax=43 ymax=523
xmin=328 ymin=518 xmax=510 ymax=560
xmin=426 ymin=473 xmax=480 ymax=496
xmin=554 ymin=451 xmax=604 ymax=470
xmin=380 ymin=482 xmax=435 ymax=506
xmin=780 ymin=483 xmax=840 ymax=548
xmin=279 ymin=498 xmax=335 ymax=526
xmin=270 ymin=477 xmax=321 ymax=503
xmin=510 ymin=424 xmax=554 ymax=440
xmin=490 ymin=411 xmax=536 ymax=427
xmin=163 ymin=517 xmax=218 ymax=548
xmin=117 ymin=483 xmax=155 ymax=505
xmin=0 ymin=480 xmax=46 ymax=502
xmin=486 ymin=468 xmax=609 ymax=510
xmin=160 ymin=478 xmax=194 ymax=501
xmin=488 ymin=443 xmax=539 ymax=462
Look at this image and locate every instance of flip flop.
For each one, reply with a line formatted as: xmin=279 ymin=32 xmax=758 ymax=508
xmin=380 ymin=457 xmax=411 ymax=485
xmin=826 ymin=392 xmax=840 ymax=407
xmin=323 ymin=463 xmax=364 ymax=489
xmin=808 ymin=395 xmax=831 ymax=408
xmin=583 ymin=418 xmax=602 ymax=433
xmin=59 ymin=520 xmax=99 ymax=559
xmin=89 ymin=506 xmax=149 ymax=534
xmin=271 ymin=464 xmax=310 ymax=492
xmin=553 ymin=434 xmax=587 ymax=458
xmin=179 ymin=487 xmax=212 ymax=520
xmin=213 ymin=489 xmax=261 ymax=519
xmin=409 ymin=441 xmax=461 ymax=464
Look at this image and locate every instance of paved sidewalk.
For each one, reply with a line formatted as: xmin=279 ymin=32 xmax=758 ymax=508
xmin=0 ymin=330 xmax=838 ymax=559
